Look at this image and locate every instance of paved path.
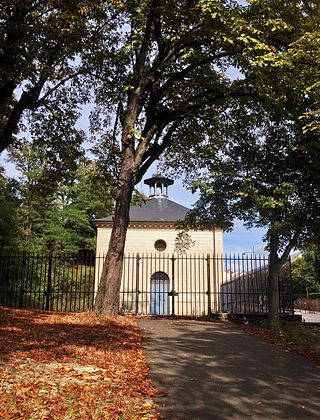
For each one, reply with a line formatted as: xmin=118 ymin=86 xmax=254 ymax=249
xmin=295 ymin=310 xmax=320 ymax=323
xmin=139 ymin=319 xmax=320 ymax=419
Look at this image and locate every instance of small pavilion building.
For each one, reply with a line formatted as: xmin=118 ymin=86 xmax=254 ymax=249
xmin=93 ymin=175 xmax=223 ymax=316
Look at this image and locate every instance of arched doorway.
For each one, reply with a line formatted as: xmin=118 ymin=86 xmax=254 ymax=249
xmin=150 ymin=271 xmax=170 ymax=315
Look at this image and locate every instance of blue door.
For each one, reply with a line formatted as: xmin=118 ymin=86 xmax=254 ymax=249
xmin=150 ymin=272 xmax=170 ymax=315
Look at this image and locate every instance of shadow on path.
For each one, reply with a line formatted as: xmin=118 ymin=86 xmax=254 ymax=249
xmin=139 ymin=319 xmax=320 ymax=419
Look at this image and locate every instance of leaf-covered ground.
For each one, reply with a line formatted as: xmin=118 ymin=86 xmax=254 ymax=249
xmin=240 ymin=322 xmax=320 ymax=367
xmin=0 ymin=308 xmax=160 ymax=419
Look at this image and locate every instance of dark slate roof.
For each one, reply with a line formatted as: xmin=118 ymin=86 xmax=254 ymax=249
xmin=94 ymin=197 xmax=189 ymax=223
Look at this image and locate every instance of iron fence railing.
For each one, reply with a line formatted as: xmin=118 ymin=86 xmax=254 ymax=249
xmin=0 ymin=252 xmax=293 ymax=316
xmin=96 ymin=253 xmax=294 ymax=317
xmin=0 ymin=252 xmax=95 ymax=312
xmin=219 ymin=255 xmax=293 ymax=315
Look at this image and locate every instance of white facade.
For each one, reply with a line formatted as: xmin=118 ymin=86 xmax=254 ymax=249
xmin=95 ymin=222 xmax=223 ymax=256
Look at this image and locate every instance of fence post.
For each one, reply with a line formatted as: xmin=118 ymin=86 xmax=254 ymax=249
xmin=19 ymin=253 xmax=27 ymax=309
xmin=135 ymin=254 xmax=140 ymax=315
xmin=45 ymin=254 xmax=53 ymax=311
xmin=288 ymin=256 xmax=294 ymax=315
xmin=277 ymin=262 xmax=282 ymax=315
xmin=171 ymin=255 xmax=176 ymax=316
xmin=207 ymin=254 xmax=211 ymax=318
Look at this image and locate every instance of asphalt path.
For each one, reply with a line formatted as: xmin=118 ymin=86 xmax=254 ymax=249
xmin=139 ymin=319 xmax=320 ymax=419
xmin=295 ymin=310 xmax=320 ymax=323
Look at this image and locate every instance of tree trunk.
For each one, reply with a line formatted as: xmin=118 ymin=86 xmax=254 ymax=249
xmin=94 ymin=159 xmax=136 ymax=316
xmin=268 ymin=233 xmax=281 ymax=330
xmin=268 ymin=260 xmax=280 ymax=329
xmin=315 ymin=245 xmax=320 ymax=286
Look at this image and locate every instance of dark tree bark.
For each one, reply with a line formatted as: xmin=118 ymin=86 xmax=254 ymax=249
xmin=93 ymin=64 xmax=148 ymax=314
xmin=94 ymin=160 xmax=136 ymax=315
xmin=0 ymin=87 xmax=42 ymax=153
xmin=267 ymin=232 xmax=281 ymax=330
xmin=267 ymin=207 xmax=309 ymax=329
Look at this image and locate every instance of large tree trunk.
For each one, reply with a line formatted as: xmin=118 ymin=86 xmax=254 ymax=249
xmin=267 ymin=233 xmax=281 ymax=330
xmin=268 ymin=260 xmax=280 ymax=329
xmin=94 ymin=158 xmax=136 ymax=316
xmin=93 ymin=68 xmax=147 ymax=315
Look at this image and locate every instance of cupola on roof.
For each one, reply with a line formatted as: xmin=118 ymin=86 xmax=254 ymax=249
xmin=144 ymin=174 xmax=174 ymax=198
xmin=93 ymin=174 xmax=190 ymax=224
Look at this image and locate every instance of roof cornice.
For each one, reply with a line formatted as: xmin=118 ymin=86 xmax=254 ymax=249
xmin=93 ymin=221 xmax=178 ymax=229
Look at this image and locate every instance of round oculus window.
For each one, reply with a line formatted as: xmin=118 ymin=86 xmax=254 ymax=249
xmin=154 ymin=239 xmax=167 ymax=252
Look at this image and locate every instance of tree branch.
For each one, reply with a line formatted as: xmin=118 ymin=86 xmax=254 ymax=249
xmin=0 ymin=80 xmax=17 ymax=107
xmin=36 ymin=67 xmax=89 ymax=106
xmin=134 ymin=0 xmax=160 ymax=79
xmin=153 ymin=6 xmax=164 ymax=51
xmin=279 ymin=197 xmax=313 ymax=264
xmin=136 ymin=123 xmax=178 ymax=183
xmin=158 ymin=52 xmax=228 ymax=96
xmin=168 ymin=89 xmax=256 ymax=123
xmin=0 ymin=75 xmax=47 ymax=153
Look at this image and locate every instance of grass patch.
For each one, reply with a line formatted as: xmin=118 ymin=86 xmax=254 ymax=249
xmin=284 ymin=323 xmax=320 ymax=344
xmin=0 ymin=308 xmax=159 ymax=419
xmin=240 ymin=322 xmax=320 ymax=367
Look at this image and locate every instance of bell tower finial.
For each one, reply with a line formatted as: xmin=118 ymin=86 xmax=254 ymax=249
xmin=144 ymin=174 xmax=174 ymax=198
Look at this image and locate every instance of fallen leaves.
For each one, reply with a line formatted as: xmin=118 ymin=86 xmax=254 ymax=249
xmin=0 ymin=308 xmax=159 ymax=419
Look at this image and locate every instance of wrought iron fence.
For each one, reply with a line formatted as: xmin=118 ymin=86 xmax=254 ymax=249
xmin=0 ymin=252 xmax=293 ymax=316
xmin=219 ymin=255 xmax=293 ymax=315
xmin=0 ymin=252 xmax=95 ymax=312
xmin=96 ymin=253 xmax=294 ymax=317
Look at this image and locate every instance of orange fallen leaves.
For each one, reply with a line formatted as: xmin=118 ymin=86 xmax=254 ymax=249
xmin=0 ymin=308 xmax=160 ymax=419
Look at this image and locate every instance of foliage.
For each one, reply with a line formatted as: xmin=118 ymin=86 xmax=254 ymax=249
xmin=181 ymin=105 xmax=320 ymax=246
xmin=177 ymin=103 xmax=320 ymax=326
xmin=0 ymin=0 xmax=117 ymax=153
xmin=4 ymin=140 xmax=116 ymax=254
xmin=89 ymin=0 xmax=271 ymax=168
xmin=0 ymin=167 xmax=20 ymax=251
xmin=292 ymin=248 xmax=320 ymax=297
xmin=245 ymin=0 xmax=320 ymax=137
xmin=160 ymin=0 xmax=320 ymax=324
xmin=0 ymin=308 xmax=162 ymax=418
xmin=1 ymin=136 xmax=148 ymax=255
